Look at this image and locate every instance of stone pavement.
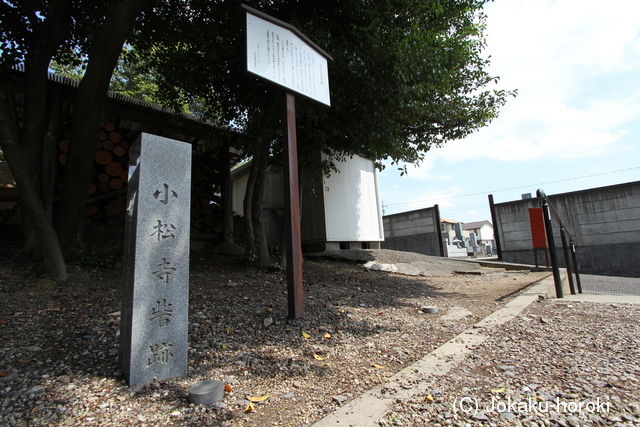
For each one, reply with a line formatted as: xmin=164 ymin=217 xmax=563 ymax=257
xmin=579 ymin=273 xmax=640 ymax=296
xmin=312 ymin=271 xmax=640 ymax=427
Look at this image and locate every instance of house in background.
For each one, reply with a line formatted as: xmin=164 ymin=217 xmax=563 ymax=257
xmin=462 ymin=220 xmax=495 ymax=254
xmin=231 ymin=153 xmax=384 ymax=252
xmin=440 ymin=218 xmax=467 ymax=257
xmin=441 ymin=218 xmax=463 ymax=240
xmin=381 ymin=208 xmax=496 ymax=258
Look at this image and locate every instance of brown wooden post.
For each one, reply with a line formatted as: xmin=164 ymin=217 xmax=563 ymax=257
xmin=281 ymin=91 xmax=304 ymax=319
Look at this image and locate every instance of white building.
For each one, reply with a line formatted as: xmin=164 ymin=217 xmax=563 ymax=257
xmin=231 ymin=153 xmax=384 ymax=252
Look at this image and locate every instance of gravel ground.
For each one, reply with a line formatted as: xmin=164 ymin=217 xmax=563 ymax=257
xmin=380 ymin=299 xmax=640 ymax=427
xmin=0 ymin=243 xmax=550 ymax=427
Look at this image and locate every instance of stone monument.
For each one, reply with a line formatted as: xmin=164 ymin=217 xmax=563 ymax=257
xmin=119 ymin=133 xmax=192 ymax=385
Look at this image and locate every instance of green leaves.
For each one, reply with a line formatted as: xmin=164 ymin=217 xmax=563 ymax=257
xmin=121 ymin=0 xmax=514 ymax=171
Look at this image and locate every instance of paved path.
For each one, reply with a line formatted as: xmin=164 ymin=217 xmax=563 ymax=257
xmin=578 ymin=273 xmax=640 ymax=296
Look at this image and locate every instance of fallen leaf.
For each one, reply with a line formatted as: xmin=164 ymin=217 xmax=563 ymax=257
xmin=372 ymin=363 xmax=386 ymax=369
xmin=424 ymin=393 xmax=434 ymax=403
xmin=246 ymin=393 xmax=270 ymax=403
xmin=224 ymin=384 xmax=233 ymax=392
xmin=491 ymin=387 xmax=506 ymax=393
xmin=0 ymin=372 xmax=7 ymax=377
xmin=313 ymin=353 xmax=325 ymax=361
xmin=245 ymin=402 xmax=255 ymax=413
xmin=221 ymin=344 xmax=228 ymax=349
xmin=324 ymin=332 xmax=332 ymax=339
xmin=226 ymin=328 xmax=232 ymax=334
xmin=301 ymin=331 xmax=311 ymax=339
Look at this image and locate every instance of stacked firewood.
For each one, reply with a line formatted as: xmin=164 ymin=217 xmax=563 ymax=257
xmin=57 ymin=122 xmax=132 ymax=225
xmin=56 ymin=123 xmax=224 ymax=238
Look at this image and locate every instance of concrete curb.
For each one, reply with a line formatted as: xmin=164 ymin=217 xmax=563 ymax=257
xmin=312 ymin=275 xmax=557 ymax=427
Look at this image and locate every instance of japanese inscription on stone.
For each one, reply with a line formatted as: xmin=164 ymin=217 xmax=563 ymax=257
xmin=120 ymin=133 xmax=191 ymax=386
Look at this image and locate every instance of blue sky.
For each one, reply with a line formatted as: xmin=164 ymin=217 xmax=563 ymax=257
xmin=378 ymin=0 xmax=640 ymax=223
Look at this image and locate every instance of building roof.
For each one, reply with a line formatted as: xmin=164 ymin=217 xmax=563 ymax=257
xmin=440 ymin=218 xmax=462 ymax=224
xmin=462 ymin=220 xmax=492 ymax=230
xmin=2 ymin=64 xmax=241 ymax=149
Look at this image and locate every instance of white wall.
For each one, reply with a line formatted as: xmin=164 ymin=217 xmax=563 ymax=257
xmin=231 ymin=173 xmax=249 ymax=216
xmin=478 ymin=223 xmax=495 ymax=241
xmin=322 ymin=154 xmax=384 ymax=242
xmin=231 ymin=154 xmax=385 ymax=244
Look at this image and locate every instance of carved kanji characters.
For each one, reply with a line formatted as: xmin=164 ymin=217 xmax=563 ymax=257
xmin=147 ymin=342 xmax=174 ymax=367
xmin=149 ymin=299 xmax=173 ymax=327
xmin=153 ymin=183 xmax=178 ymax=205
xmin=150 ymin=220 xmax=176 ymax=241
xmin=151 ymin=258 xmax=176 ymax=285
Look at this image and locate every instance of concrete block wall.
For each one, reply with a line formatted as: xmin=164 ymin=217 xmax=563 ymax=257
xmin=494 ymin=181 xmax=640 ymax=277
xmin=381 ymin=207 xmax=441 ymax=256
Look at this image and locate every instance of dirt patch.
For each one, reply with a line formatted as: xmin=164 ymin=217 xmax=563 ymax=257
xmin=0 ymin=243 xmax=549 ymax=426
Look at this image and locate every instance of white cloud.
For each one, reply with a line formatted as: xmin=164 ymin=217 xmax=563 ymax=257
xmin=402 ymin=0 xmax=640 ymax=170
xmin=485 ymin=0 xmax=640 ymax=93
xmin=398 ymin=156 xmax=456 ymax=182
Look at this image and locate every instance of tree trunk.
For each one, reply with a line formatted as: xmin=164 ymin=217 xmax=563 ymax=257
xmin=43 ymin=92 xmax=61 ymax=222
xmin=56 ymin=0 xmax=148 ymax=256
xmin=18 ymin=0 xmax=72 ymax=255
xmin=0 ymin=96 xmax=68 ymax=280
xmin=240 ymin=92 xmax=281 ymax=267
xmin=242 ymin=149 xmax=258 ymax=260
xmin=19 ymin=57 xmax=49 ymax=255
xmin=251 ymin=139 xmax=271 ymax=269
xmin=221 ymin=140 xmax=234 ymax=245
xmin=241 ymin=136 xmax=272 ymax=268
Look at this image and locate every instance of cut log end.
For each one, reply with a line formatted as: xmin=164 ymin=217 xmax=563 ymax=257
xmin=106 ymin=162 xmax=123 ymax=177
xmin=94 ymin=150 xmax=112 ymax=165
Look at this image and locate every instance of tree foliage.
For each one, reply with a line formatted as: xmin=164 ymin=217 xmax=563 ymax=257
xmin=50 ymin=50 xmax=167 ymax=107
xmin=0 ymin=0 xmax=515 ymax=274
xmin=280 ymin=0 xmax=515 ymax=168
xmin=1 ymin=0 xmax=149 ymax=278
xmin=129 ymin=0 xmax=515 ymax=168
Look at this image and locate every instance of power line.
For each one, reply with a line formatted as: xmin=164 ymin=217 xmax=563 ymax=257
xmin=384 ymin=166 xmax=640 ymax=207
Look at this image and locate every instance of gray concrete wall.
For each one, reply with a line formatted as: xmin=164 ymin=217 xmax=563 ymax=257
xmin=381 ymin=207 xmax=441 ymax=256
xmin=494 ymin=181 xmax=640 ymax=277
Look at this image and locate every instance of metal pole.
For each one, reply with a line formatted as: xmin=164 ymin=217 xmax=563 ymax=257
xmin=541 ymin=198 xmax=563 ymax=298
xmin=281 ymin=91 xmax=304 ymax=319
xmin=559 ymin=226 xmax=576 ymax=295
xmin=570 ymin=239 xmax=583 ymax=293
xmin=488 ymin=194 xmax=502 ymax=259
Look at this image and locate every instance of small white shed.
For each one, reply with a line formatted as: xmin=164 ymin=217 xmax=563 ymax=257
xmin=231 ymin=153 xmax=384 ymax=252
